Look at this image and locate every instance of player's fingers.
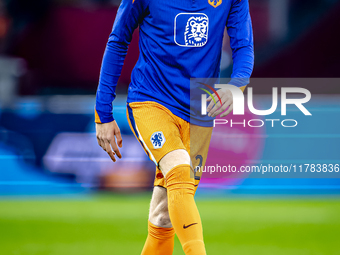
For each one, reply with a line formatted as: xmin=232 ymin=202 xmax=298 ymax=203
xmin=212 ymin=100 xmax=232 ymax=117
xmin=207 ymin=100 xmax=215 ymax=113
xmin=207 ymin=94 xmax=219 ymax=113
xmin=115 ymin=129 xmax=123 ymax=148
xmin=111 ymin=140 xmax=122 ymax=159
xmin=108 ymin=150 xmax=116 ymax=162
xmin=104 ymin=140 xmax=116 ymax=162
xmin=206 ymin=93 xmax=216 ymax=102
xmin=220 ymin=103 xmax=233 ymax=117
xmin=208 ymin=102 xmax=221 ymax=117
xmin=208 ymin=92 xmax=228 ymax=116
xmin=98 ymin=138 xmax=107 ymax=152
xmin=206 ymin=94 xmax=215 ymax=109
xmin=211 ymin=99 xmax=232 ymax=117
xmin=96 ymin=136 xmax=102 ymax=148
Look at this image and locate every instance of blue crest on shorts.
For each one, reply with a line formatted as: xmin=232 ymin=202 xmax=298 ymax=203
xmin=150 ymin=131 xmax=166 ymax=149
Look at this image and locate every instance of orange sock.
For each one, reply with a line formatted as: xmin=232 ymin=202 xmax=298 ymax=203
xmin=141 ymin=220 xmax=175 ymax=255
xmin=166 ymin=164 xmax=206 ymax=255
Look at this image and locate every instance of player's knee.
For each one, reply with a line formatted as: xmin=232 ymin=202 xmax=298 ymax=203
xmin=149 ymin=203 xmax=172 ymax=227
xmin=151 ymin=210 xmax=172 ymax=227
xmin=159 ymin=149 xmax=190 ymax=176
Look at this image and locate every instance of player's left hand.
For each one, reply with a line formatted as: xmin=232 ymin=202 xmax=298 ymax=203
xmin=96 ymin=120 xmax=122 ymax=162
xmin=206 ymin=87 xmax=233 ymax=118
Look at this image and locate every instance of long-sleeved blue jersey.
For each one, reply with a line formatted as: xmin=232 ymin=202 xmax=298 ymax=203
xmin=95 ymin=0 xmax=254 ymax=124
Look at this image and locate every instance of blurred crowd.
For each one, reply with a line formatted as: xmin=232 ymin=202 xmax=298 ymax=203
xmin=0 ymin=0 xmax=339 ymax=98
xmin=0 ymin=0 xmax=339 ymax=195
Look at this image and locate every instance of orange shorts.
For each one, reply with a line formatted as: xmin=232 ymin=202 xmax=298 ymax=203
xmin=126 ymin=101 xmax=212 ymax=190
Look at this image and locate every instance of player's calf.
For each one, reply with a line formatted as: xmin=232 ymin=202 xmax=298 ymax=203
xmin=141 ymin=186 xmax=175 ymax=255
xmin=160 ymin=149 xmax=207 ymax=255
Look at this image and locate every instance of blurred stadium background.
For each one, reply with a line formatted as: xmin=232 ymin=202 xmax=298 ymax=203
xmin=0 ymin=0 xmax=340 ymax=254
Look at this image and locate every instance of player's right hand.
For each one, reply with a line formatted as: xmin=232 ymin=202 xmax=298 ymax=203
xmin=96 ymin=120 xmax=122 ymax=162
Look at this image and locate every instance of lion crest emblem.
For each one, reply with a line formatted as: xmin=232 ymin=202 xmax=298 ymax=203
xmin=184 ymin=16 xmax=209 ymax=47
xmin=150 ymin=131 xmax=166 ymax=149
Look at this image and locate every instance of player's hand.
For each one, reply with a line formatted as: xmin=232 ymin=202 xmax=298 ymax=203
xmin=206 ymin=87 xmax=233 ymax=118
xmin=96 ymin=120 xmax=122 ymax=162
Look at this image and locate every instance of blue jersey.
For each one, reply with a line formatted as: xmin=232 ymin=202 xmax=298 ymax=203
xmin=95 ymin=0 xmax=254 ymax=124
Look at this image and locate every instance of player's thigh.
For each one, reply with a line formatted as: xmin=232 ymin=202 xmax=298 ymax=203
xmin=126 ymin=101 xmax=186 ymax=165
xmin=158 ymin=149 xmax=190 ymax=176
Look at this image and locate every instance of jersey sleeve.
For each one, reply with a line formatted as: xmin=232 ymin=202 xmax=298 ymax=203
xmin=226 ymin=0 xmax=254 ymax=88
xmin=95 ymin=0 xmax=148 ymax=124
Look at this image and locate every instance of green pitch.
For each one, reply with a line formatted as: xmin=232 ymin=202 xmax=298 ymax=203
xmin=0 ymin=194 xmax=339 ymax=255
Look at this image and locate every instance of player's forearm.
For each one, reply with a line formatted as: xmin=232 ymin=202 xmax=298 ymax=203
xmin=226 ymin=0 xmax=253 ymax=89
xmin=95 ymin=0 xmax=145 ymax=124
xmin=95 ymin=41 xmax=128 ymax=123
xmin=229 ymin=44 xmax=254 ymax=88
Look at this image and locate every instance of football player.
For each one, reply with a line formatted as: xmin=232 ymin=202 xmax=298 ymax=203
xmin=95 ymin=0 xmax=253 ymax=254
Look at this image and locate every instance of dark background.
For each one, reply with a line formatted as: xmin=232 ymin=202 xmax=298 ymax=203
xmin=1 ymin=0 xmax=339 ymax=96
